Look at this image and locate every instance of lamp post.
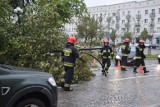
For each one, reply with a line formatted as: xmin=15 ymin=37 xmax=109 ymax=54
xmin=148 ymin=28 xmax=154 ymax=54
xmin=14 ymin=7 xmax=23 ymax=25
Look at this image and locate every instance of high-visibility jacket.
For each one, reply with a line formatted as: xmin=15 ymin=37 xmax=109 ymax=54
xmin=121 ymin=43 xmax=130 ymax=56
xmin=135 ymin=45 xmax=145 ymax=59
xmin=62 ymin=43 xmax=79 ymax=67
xmin=101 ymin=45 xmax=112 ymax=59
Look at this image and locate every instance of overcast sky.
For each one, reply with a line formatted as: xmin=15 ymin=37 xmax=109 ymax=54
xmin=84 ymin=0 xmax=146 ymax=7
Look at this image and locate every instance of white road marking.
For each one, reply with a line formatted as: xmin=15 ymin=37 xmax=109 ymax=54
xmin=148 ymin=103 xmax=160 ymax=107
xmin=109 ymin=75 xmax=158 ymax=82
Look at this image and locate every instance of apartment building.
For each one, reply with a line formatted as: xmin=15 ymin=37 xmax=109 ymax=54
xmin=64 ymin=0 xmax=160 ymax=46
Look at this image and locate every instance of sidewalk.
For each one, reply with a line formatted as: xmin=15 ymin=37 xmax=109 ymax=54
xmin=58 ymin=60 xmax=160 ymax=107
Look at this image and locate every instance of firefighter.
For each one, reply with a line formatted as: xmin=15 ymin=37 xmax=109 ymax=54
xmin=133 ymin=40 xmax=149 ymax=73
xmin=61 ymin=36 xmax=79 ymax=91
xmin=121 ymin=38 xmax=131 ymax=71
xmin=101 ymin=40 xmax=112 ymax=74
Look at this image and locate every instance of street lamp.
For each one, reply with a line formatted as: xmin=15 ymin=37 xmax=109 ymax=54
xmin=148 ymin=31 xmax=153 ymax=54
xmin=14 ymin=7 xmax=23 ymax=25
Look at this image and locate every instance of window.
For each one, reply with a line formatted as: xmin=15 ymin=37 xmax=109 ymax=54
xmin=157 ymin=27 xmax=160 ymax=32
xmin=128 ymin=11 xmax=130 ymax=15
xmin=137 ymin=28 xmax=140 ymax=33
xmin=100 ymin=13 xmax=102 ymax=17
xmin=145 ymin=10 xmax=148 ymax=15
xmin=144 ymin=19 xmax=148 ymax=23
xmin=156 ymin=37 xmax=159 ymax=43
xmin=138 ymin=11 xmax=141 ymax=15
xmin=159 ymin=8 xmax=160 ymax=13
xmin=122 ymin=11 xmax=125 ymax=16
xmin=144 ymin=28 xmax=147 ymax=31
xmin=152 ymin=9 xmax=155 ymax=13
xmin=122 ymin=20 xmax=125 ymax=24
xmin=158 ymin=18 xmax=160 ymax=23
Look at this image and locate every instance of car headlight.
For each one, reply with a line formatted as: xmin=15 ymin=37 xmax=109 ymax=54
xmin=48 ymin=77 xmax=57 ymax=86
xmin=116 ymin=55 xmax=121 ymax=60
xmin=158 ymin=55 xmax=160 ymax=58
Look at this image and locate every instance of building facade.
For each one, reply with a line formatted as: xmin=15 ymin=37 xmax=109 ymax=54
xmin=64 ymin=0 xmax=160 ymax=45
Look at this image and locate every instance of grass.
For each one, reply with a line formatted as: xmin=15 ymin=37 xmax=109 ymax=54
xmin=145 ymin=54 xmax=158 ymax=58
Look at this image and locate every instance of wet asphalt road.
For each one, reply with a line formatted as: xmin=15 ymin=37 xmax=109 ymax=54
xmin=58 ymin=59 xmax=160 ymax=107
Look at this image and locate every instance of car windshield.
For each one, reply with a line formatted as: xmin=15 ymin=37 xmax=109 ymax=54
xmin=119 ymin=46 xmax=135 ymax=52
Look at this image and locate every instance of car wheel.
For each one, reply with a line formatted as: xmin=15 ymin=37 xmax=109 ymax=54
xmin=16 ymin=98 xmax=46 ymax=107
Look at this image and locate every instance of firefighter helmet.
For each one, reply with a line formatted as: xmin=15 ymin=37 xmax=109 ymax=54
xmin=103 ymin=40 xmax=109 ymax=43
xmin=124 ymin=38 xmax=130 ymax=43
xmin=68 ymin=36 xmax=76 ymax=44
xmin=139 ymin=40 xmax=145 ymax=43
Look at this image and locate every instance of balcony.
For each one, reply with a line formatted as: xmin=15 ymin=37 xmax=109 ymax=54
xmin=135 ymin=23 xmax=141 ymax=27
xmin=149 ymin=12 xmax=155 ymax=19
xmin=116 ymin=23 xmax=120 ymax=29
xmin=136 ymin=14 xmax=141 ymax=19
xmin=125 ymin=22 xmax=130 ymax=28
xmin=149 ymin=22 xmax=155 ymax=27
xmin=126 ymin=14 xmax=131 ymax=19
xmin=116 ymin=15 xmax=120 ymax=21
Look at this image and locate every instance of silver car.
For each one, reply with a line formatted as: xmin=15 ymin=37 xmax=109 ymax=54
xmin=114 ymin=45 xmax=136 ymax=66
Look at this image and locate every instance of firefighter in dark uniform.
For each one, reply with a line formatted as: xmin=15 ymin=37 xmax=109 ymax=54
xmin=121 ymin=38 xmax=131 ymax=71
xmin=133 ymin=40 xmax=149 ymax=73
xmin=101 ymin=40 xmax=112 ymax=74
xmin=61 ymin=36 xmax=79 ymax=91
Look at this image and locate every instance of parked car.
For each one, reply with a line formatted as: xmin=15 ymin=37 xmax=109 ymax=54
xmin=0 ymin=64 xmax=57 ymax=107
xmin=158 ymin=54 xmax=160 ymax=64
xmin=114 ymin=45 xmax=136 ymax=66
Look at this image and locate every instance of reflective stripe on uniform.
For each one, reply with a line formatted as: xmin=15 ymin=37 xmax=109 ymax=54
xmin=63 ymin=49 xmax=72 ymax=56
xmin=103 ymin=56 xmax=111 ymax=59
xmin=121 ymin=66 xmax=126 ymax=68
xmin=122 ymin=54 xmax=128 ymax=56
xmin=64 ymin=83 xmax=70 ymax=87
xmin=64 ymin=62 xmax=74 ymax=67
xmin=61 ymin=78 xmax=65 ymax=82
xmin=136 ymin=57 xmax=141 ymax=59
xmin=103 ymin=56 xmax=107 ymax=59
xmin=134 ymin=66 xmax=137 ymax=68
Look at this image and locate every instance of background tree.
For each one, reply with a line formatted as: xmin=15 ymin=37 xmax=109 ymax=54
xmin=0 ymin=0 xmax=94 ymax=83
xmin=77 ymin=14 xmax=99 ymax=46
xmin=97 ymin=14 xmax=105 ymax=41
xmin=139 ymin=29 xmax=150 ymax=41
xmin=110 ymin=29 xmax=117 ymax=43
xmin=121 ymin=32 xmax=132 ymax=41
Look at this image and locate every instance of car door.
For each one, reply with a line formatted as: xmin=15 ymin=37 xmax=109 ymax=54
xmin=0 ymin=75 xmax=2 ymax=107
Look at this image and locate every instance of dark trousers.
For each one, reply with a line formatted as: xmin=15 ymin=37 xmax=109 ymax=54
xmin=121 ymin=56 xmax=127 ymax=70
xmin=102 ymin=59 xmax=111 ymax=70
xmin=133 ymin=58 xmax=146 ymax=71
xmin=64 ymin=66 xmax=74 ymax=84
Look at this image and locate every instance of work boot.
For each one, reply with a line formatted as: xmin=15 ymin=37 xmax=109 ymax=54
xmin=60 ymin=78 xmax=65 ymax=88
xmin=60 ymin=82 xmax=64 ymax=88
xmin=102 ymin=69 xmax=105 ymax=74
xmin=105 ymin=67 xmax=109 ymax=73
xmin=64 ymin=87 xmax=73 ymax=91
xmin=133 ymin=70 xmax=138 ymax=73
xmin=121 ymin=68 xmax=127 ymax=71
xmin=143 ymin=67 xmax=149 ymax=73
xmin=144 ymin=70 xmax=149 ymax=73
